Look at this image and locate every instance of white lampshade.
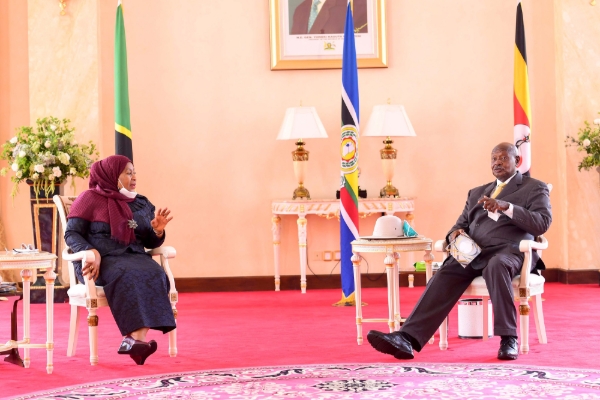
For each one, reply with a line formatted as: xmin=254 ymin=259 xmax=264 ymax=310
xmin=276 ymin=107 xmax=328 ymax=140
xmin=362 ymin=105 xmax=416 ymax=138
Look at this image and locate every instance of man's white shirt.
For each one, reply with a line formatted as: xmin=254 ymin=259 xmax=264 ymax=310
xmin=488 ymin=172 xmax=517 ymax=221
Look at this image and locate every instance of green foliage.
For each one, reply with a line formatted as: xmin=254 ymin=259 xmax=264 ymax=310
xmin=0 ymin=117 xmax=99 ymax=199
xmin=566 ymin=114 xmax=600 ymax=171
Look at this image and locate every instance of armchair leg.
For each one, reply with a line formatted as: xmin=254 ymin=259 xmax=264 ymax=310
xmin=519 ymin=300 xmax=530 ymax=354
xmin=169 ymin=307 xmax=178 ymax=357
xmin=87 ymin=310 xmax=99 ymax=365
xmin=482 ymin=296 xmax=489 ymax=341
xmin=532 ymin=294 xmax=547 ymax=344
xmin=439 ymin=317 xmax=448 ymax=350
xmin=169 ymin=328 xmax=177 ymax=357
xmin=67 ymin=305 xmax=80 ymax=357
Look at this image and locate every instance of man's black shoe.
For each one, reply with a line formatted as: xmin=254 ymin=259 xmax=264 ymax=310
xmin=498 ymin=336 xmax=519 ymax=360
xmin=366 ymin=330 xmax=414 ymax=360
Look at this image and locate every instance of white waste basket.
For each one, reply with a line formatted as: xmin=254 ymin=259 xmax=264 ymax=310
xmin=458 ymin=298 xmax=493 ymax=339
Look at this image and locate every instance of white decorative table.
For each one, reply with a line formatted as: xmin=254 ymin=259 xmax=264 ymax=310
xmin=351 ymin=237 xmax=434 ymax=345
xmin=271 ymin=197 xmax=415 ymax=293
xmin=0 ymin=251 xmax=57 ymax=373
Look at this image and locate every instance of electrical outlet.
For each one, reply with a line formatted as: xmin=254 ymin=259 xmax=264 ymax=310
xmin=323 ymin=251 xmax=333 ymax=261
xmin=333 ymin=250 xmax=341 ymax=261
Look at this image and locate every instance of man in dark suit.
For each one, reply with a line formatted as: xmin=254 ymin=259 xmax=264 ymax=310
xmin=290 ymin=0 xmax=368 ymax=35
xmin=367 ymin=142 xmax=552 ymax=361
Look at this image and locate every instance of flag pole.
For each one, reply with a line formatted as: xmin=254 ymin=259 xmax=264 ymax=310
xmin=333 ymin=0 xmax=360 ymax=307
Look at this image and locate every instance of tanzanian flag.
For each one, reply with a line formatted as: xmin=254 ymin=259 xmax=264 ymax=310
xmin=336 ymin=1 xmax=360 ymax=306
xmin=514 ymin=1 xmax=530 ymax=175
xmin=115 ymin=0 xmax=133 ymax=161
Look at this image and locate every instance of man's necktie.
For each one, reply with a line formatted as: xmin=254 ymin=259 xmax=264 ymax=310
xmin=307 ymin=0 xmax=321 ymax=33
xmin=490 ymin=182 xmax=507 ymax=199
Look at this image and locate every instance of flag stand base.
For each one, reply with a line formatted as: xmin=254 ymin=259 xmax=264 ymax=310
xmin=332 ymin=292 xmax=367 ymax=307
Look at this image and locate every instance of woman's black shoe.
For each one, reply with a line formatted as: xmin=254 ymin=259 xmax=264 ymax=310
xmin=130 ymin=340 xmax=157 ymax=365
xmin=118 ymin=335 xmax=151 ymax=357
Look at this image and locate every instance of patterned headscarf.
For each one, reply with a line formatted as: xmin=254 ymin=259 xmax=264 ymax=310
xmin=68 ymin=155 xmax=136 ymax=244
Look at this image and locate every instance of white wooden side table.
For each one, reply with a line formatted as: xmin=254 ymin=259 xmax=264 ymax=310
xmin=272 ymin=197 xmax=415 ymax=293
xmin=351 ymin=237 xmax=434 ymax=345
xmin=0 ymin=251 xmax=57 ymax=373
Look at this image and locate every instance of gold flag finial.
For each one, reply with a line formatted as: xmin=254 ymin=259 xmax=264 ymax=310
xmin=59 ymin=0 xmax=67 ymax=15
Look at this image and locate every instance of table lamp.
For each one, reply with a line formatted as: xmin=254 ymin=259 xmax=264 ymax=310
xmin=276 ymin=107 xmax=328 ymax=199
xmin=362 ymin=104 xmax=416 ymax=197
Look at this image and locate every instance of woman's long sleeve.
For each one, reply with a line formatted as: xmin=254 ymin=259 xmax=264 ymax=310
xmin=64 ymin=217 xmax=94 ymax=253
xmin=142 ymin=228 xmax=166 ymax=250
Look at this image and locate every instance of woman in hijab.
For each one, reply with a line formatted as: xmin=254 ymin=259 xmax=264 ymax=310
xmin=65 ymin=155 xmax=176 ymax=365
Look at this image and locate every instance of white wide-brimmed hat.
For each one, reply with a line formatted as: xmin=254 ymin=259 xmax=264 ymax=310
xmin=361 ymin=215 xmax=405 ymax=239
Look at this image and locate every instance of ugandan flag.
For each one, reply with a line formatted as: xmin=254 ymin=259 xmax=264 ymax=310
xmin=115 ymin=0 xmax=133 ymax=161
xmin=514 ymin=1 xmax=530 ymax=175
xmin=334 ymin=1 xmax=360 ymax=307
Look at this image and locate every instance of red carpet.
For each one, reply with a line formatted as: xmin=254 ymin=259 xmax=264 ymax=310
xmin=0 ymin=282 xmax=598 ymax=398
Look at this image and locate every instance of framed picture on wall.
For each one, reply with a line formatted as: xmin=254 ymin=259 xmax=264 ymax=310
xmin=269 ymin=0 xmax=387 ymax=70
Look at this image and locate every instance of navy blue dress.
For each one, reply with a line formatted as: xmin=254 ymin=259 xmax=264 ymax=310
xmin=64 ymin=195 xmax=176 ymax=336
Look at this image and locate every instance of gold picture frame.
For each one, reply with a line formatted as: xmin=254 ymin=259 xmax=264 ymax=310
xmin=270 ymin=0 xmax=387 ymax=70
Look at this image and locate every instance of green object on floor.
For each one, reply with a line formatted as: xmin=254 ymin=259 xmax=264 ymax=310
xmin=414 ymin=261 xmax=426 ymax=271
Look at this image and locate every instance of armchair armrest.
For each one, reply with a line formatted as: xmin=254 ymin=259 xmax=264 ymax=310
xmin=62 ymin=248 xmax=96 ymax=263
xmin=61 ymin=248 xmax=99 ymax=301
xmin=147 ymin=246 xmax=176 ymax=259
xmin=147 ymin=246 xmax=177 ymax=301
xmin=518 ymin=235 xmax=548 ymax=289
xmin=434 ymin=240 xmax=447 ymax=253
xmin=518 ymin=236 xmax=548 ymax=253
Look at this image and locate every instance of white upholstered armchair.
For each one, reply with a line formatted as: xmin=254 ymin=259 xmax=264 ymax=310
xmin=434 ymin=236 xmax=548 ymax=354
xmin=53 ymin=195 xmax=178 ymax=365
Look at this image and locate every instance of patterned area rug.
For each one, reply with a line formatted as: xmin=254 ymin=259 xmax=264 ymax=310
xmin=13 ymin=363 xmax=600 ymax=399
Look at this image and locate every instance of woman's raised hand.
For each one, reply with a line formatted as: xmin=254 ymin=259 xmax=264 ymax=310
xmin=151 ymin=207 xmax=173 ymax=234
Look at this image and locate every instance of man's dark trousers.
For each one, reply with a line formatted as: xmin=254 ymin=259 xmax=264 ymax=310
xmin=400 ymin=253 xmax=523 ymax=351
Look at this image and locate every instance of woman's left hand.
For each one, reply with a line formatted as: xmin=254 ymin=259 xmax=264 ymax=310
xmin=151 ymin=207 xmax=173 ymax=234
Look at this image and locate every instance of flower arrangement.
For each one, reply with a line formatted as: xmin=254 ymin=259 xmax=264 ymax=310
xmin=0 ymin=116 xmax=99 ymax=199
xmin=566 ymin=115 xmax=600 ymax=171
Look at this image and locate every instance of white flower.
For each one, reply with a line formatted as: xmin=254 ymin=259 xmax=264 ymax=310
xmin=34 ymin=164 xmax=45 ymax=173
xmin=18 ymin=150 xmax=26 ymax=158
xmin=9 ymin=137 xmax=17 ymax=144
xmin=69 ymin=167 xmax=77 ymax=175
xmin=11 ymin=163 xmax=18 ymax=172
xmin=52 ymin=166 xmax=62 ymax=178
xmin=583 ymin=139 xmax=591 ymax=147
xmin=16 ymin=171 xmax=22 ymax=179
xmin=32 ymin=173 xmax=39 ymax=180
xmin=44 ymin=140 xmax=51 ymax=148
xmin=48 ymin=174 xmax=55 ymax=181
xmin=58 ymin=152 xmax=70 ymax=165
xmin=50 ymin=124 xmax=57 ymax=131
xmin=594 ymin=118 xmax=600 ymax=125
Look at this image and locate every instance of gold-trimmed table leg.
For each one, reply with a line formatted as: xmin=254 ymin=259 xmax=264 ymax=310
xmin=352 ymin=253 xmax=363 ymax=345
xmin=384 ymin=254 xmax=396 ymax=333
xmin=272 ymin=215 xmax=281 ymax=291
xmin=297 ymin=214 xmax=308 ymax=294
xmin=44 ymin=266 xmax=56 ymax=374
xmin=20 ymin=269 xmax=33 ymax=368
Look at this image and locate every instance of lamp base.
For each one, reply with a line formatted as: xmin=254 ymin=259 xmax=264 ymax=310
xmin=380 ymin=183 xmax=399 ymax=198
xmin=293 ymin=185 xmax=310 ymax=200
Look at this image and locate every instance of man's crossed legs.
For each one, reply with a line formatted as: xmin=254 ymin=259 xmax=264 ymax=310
xmin=367 ymin=253 xmax=522 ymax=360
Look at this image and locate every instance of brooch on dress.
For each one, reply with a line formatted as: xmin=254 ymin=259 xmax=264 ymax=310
xmin=127 ymin=219 xmax=138 ymax=229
